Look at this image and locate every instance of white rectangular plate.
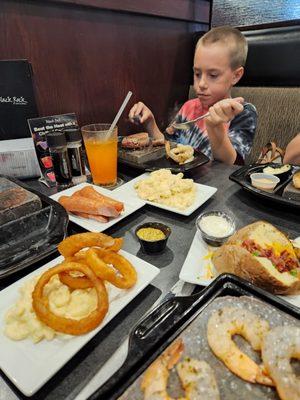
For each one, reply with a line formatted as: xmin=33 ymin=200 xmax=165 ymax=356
xmin=0 ymin=251 xmax=159 ymax=396
xmin=113 ymin=173 xmax=217 ymax=216
xmin=180 ymin=231 xmax=300 ymax=308
xmin=179 ymin=230 xmax=218 ymax=286
xmin=50 ymin=183 xmax=145 ymax=232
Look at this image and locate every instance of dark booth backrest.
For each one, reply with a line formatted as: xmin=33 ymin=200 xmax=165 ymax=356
xmin=240 ymin=25 xmax=300 ymax=87
xmin=233 ymin=25 xmax=300 ymax=163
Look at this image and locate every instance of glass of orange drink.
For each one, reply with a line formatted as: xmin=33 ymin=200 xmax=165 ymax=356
xmin=81 ymin=123 xmax=118 ymax=187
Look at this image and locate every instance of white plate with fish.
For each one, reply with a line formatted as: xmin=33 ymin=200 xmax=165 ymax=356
xmin=113 ymin=172 xmax=217 ymax=216
xmin=50 ymin=183 xmax=145 ymax=232
xmin=0 ymin=251 xmax=159 ymax=396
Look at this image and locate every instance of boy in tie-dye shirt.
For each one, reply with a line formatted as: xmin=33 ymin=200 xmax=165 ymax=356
xmin=129 ymin=26 xmax=257 ymax=165
xmin=165 ymin=98 xmax=257 ymax=163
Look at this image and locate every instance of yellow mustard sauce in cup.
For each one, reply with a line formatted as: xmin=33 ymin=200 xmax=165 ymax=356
xmin=137 ymin=227 xmax=166 ymax=241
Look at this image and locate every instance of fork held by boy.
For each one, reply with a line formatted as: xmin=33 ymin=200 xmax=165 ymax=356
xmin=172 ymin=97 xmax=244 ymax=130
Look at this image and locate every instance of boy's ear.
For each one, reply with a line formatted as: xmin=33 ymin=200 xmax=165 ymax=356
xmin=232 ymin=67 xmax=244 ymax=85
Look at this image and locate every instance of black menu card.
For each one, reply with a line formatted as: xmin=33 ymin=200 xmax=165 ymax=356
xmin=0 ymin=60 xmax=38 ymax=141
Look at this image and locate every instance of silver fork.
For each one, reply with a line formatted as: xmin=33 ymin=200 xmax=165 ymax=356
xmin=171 ymin=111 xmax=210 ymax=130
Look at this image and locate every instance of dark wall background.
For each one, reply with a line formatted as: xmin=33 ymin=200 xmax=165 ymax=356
xmin=212 ymin=0 xmax=300 ymax=28
xmin=0 ymin=0 xmax=210 ymax=136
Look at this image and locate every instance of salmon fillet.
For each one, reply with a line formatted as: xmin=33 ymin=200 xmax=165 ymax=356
xmin=58 ymin=195 xmax=119 ymax=217
xmin=71 ymin=211 xmax=109 ymax=223
xmin=75 ymin=186 xmax=124 ymax=212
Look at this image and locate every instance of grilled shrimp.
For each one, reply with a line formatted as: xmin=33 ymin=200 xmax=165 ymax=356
xmin=176 ymin=358 xmax=220 ymax=400
xmin=207 ymin=307 xmax=273 ymax=385
xmin=262 ymin=326 xmax=300 ymax=400
xmin=141 ymin=338 xmax=184 ymax=400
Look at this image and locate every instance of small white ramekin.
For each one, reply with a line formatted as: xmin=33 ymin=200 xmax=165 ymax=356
xmin=250 ymin=172 xmax=280 ymax=191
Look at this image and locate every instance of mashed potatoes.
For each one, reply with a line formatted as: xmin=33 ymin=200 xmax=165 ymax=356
xmin=4 ymin=274 xmax=97 ymax=343
xmin=134 ymin=169 xmax=196 ymax=210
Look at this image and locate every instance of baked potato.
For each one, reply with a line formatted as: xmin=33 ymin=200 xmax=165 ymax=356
xmin=212 ymin=221 xmax=300 ymax=295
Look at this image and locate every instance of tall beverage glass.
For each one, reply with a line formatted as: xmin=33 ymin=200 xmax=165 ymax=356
xmin=81 ymin=123 xmax=118 ymax=186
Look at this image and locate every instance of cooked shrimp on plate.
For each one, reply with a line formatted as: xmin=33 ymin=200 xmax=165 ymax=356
xmin=262 ymin=325 xmax=300 ymax=400
xmin=207 ymin=307 xmax=273 ymax=386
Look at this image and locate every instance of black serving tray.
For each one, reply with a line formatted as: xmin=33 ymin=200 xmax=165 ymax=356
xmin=118 ymin=147 xmax=210 ymax=173
xmin=0 ymin=175 xmax=68 ymax=278
xmin=89 ymin=274 xmax=300 ymax=400
xmin=229 ymin=163 xmax=300 ymax=209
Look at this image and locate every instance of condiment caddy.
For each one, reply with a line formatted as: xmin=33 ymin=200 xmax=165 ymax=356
xmin=45 ymin=128 xmax=86 ymax=187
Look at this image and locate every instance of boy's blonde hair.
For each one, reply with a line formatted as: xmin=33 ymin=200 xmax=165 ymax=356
xmin=196 ymin=26 xmax=248 ymax=69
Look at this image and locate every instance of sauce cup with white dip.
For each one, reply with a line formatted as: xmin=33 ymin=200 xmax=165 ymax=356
xmin=196 ymin=211 xmax=236 ymax=246
xmin=250 ymin=172 xmax=280 ymax=191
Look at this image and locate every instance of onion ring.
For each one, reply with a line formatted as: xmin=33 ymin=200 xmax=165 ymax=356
xmin=57 ymin=232 xmax=122 ymax=257
xmin=59 ymin=270 xmax=92 ymax=289
xmin=107 ymin=237 xmax=124 ymax=252
xmin=59 ymin=249 xmax=137 ymax=290
xmin=85 ymin=248 xmax=137 ymax=289
xmin=58 ymin=257 xmax=91 ymax=289
xmin=32 ymin=262 xmax=109 ymax=335
xmin=59 ymin=255 xmax=107 ymax=290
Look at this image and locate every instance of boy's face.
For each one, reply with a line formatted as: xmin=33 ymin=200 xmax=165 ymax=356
xmin=193 ymin=42 xmax=243 ymax=108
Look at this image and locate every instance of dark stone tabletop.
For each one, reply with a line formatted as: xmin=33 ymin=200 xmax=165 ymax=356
xmin=0 ymin=161 xmax=299 ymax=400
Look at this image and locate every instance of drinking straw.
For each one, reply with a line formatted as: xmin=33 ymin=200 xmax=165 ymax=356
xmin=107 ymin=91 xmax=133 ymax=136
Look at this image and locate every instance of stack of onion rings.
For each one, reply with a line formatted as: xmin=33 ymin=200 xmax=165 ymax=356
xmin=57 ymin=232 xmax=137 ymax=291
xmin=31 ymin=232 xmax=136 ymax=336
xmin=58 ymin=248 xmax=137 ymax=290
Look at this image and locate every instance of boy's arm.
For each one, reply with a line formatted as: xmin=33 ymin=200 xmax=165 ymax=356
xmin=283 ymin=134 xmax=300 ymax=164
xmin=128 ymin=102 xmax=164 ymax=140
xmin=144 ymin=119 xmax=165 ymax=141
xmin=205 ymin=98 xmax=244 ymax=165
xmin=206 ymin=124 xmax=237 ymax=164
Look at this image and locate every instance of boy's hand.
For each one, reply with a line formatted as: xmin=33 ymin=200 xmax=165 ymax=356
xmin=128 ymin=102 xmax=154 ymax=125
xmin=206 ymin=97 xmax=244 ymax=127
xmin=128 ymin=101 xmax=164 ymax=141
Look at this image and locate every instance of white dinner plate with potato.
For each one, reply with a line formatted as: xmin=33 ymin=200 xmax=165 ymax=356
xmin=0 ymin=251 xmax=159 ymax=396
xmin=113 ymin=173 xmax=217 ymax=216
xmin=179 ymin=230 xmax=300 ymax=309
xmin=179 ymin=230 xmax=218 ymax=286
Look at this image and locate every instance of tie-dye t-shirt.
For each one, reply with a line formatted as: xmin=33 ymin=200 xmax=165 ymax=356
xmin=165 ymin=98 xmax=257 ymax=163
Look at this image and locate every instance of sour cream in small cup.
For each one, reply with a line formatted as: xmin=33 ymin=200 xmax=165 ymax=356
xmin=196 ymin=211 xmax=236 ymax=246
